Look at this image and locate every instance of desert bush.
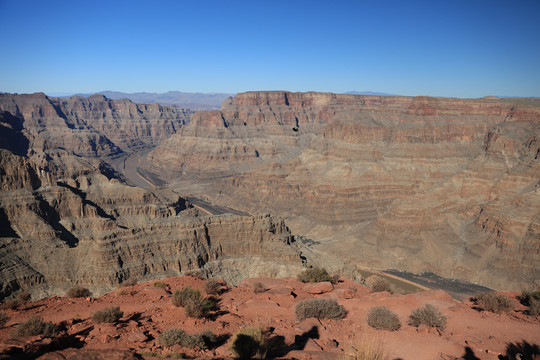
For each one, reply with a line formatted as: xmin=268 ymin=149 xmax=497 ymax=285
xmin=0 ymin=312 xmax=9 ymax=328
xmin=204 ymin=279 xmax=222 ymax=295
xmin=158 ymin=328 xmax=218 ymax=349
xmin=91 ymin=306 xmax=123 ymax=323
xmin=17 ymin=292 xmax=31 ymax=303
xmin=154 ymin=281 xmax=167 ymax=289
xmin=473 ymin=292 xmax=515 ymax=314
xmin=173 ymin=286 xmax=200 ymax=307
xmin=519 ymin=290 xmax=540 ymax=306
xmin=366 ymin=276 xmax=393 ymax=293
xmin=12 ymin=316 xmax=59 ymax=337
xmin=66 ymin=286 xmax=92 ymax=298
xmin=344 ymin=333 xmax=386 ymax=360
xmin=173 ymin=286 xmax=214 ymax=318
xmin=0 ymin=299 xmax=19 ymax=310
xmin=527 ymin=299 xmax=540 ymax=316
xmin=297 ymin=267 xmax=334 ymax=283
xmin=367 ymin=306 xmax=401 ymax=331
xmin=120 ymin=278 xmax=138 ymax=287
xmin=252 ymin=282 xmax=267 ymax=294
xmin=229 ymin=327 xmax=268 ymax=360
xmin=408 ymin=304 xmax=447 ymax=330
xmin=295 ymin=298 xmax=347 ymax=322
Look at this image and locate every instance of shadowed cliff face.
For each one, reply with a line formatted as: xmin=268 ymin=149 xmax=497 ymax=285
xmin=0 ymin=94 xmax=309 ymax=300
xmin=146 ymin=91 xmax=540 ymax=290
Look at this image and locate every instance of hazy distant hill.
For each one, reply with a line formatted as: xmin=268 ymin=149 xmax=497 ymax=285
xmin=73 ymin=91 xmax=235 ymax=110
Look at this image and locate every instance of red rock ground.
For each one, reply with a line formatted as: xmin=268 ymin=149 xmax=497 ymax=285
xmin=0 ymin=276 xmax=538 ymax=359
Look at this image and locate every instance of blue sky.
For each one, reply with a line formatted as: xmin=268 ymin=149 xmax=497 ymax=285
xmin=1 ymin=0 xmax=539 ymax=98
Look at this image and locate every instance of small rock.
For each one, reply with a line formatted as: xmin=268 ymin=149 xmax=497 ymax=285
xmin=305 ymin=282 xmax=334 ymax=294
xmin=127 ymin=331 xmax=148 ymax=342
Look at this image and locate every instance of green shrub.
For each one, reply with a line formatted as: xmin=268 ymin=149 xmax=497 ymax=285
xmin=366 ymin=276 xmax=393 ymax=293
xmin=229 ymin=327 xmax=268 ymax=360
xmin=158 ymin=328 xmax=218 ymax=349
xmin=153 ymin=282 xmax=167 ymax=289
xmin=473 ymin=292 xmax=515 ymax=314
xmin=367 ymin=306 xmax=401 ymax=331
xmin=173 ymin=286 xmax=200 ymax=307
xmin=66 ymin=286 xmax=92 ymax=298
xmin=297 ymin=267 xmax=334 ymax=283
xmin=408 ymin=304 xmax=447 ymax=330
xmin=173 ymin=286 xmax=214 ymax=318
xmin=204 ymin=279 xmax=222 ymax=295
xmin=17 ymin=292 xmax=31 ymax=303
xmin=12 ymin=316 xmax=59 ymax=337
xmin=0 ymin=299 xmax=19 ymax=310
xmin=252 ymin=282 xmax=267 ymax=294
xmin=295 ymin=298 xmax=347 ymax=322
xmin=91 ymin=306 xmax=123 ymax=323
xmin=0 ymin=312 xmax=9 ymax=328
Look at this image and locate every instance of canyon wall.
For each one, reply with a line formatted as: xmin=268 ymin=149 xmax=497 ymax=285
xmin=146 ymin=92 xmax=540 ymax=290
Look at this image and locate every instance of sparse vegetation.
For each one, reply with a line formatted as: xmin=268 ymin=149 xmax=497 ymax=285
xmin=229 ymin=327 xmax=269 ymax=360
xmin=252 ymin=282 xmax=267 ymax=294
xmin=204 ymin=279 xmax=222 ymax=295
xmin=120 ymin=278 xmax=138 ymax=287
xmin=519 ymin=290 xmax=540 ymax=315
xmin=367 ymin=306 xmax=401 ymax=331
xmin=66 ymin=286 xmax=92 ymax=298
xmin=408 ymin=304 xmax=447 ymax=330
xmin=297 ymin=267 xmax=335 ymax=283
xmin=527 ymin=299 xmax=540 ymax=316
xmin=138 ymin=351 xmax=186 ymax=359
xmin=366 ymin=276 xmax=393 ymax=293
xmin=0 ymin=299 xmax=19 ymax=310
xmin=0 ymin=312 xmax=9 ymax=328
xmin=158 ymin=328 xmax=218 ymax=349
xmin=472 ymin=292 xmax=515 ymax=314
xmin=91 ymin=306 xmax=123 ymax=323
xmin=173 ymin=286 xmax=214 ymax=318
xmin=295 ymin=298 xmax=347 ymax=322
xmin=12 ymin=316 xmax=59 ymax=337
xmin=153 ymin=281 xmax=167 ymax=289
xmin=344 ymin=333 xmax=386 ymax=360
xmin=17 ymin=292 xmax=31 ymax=303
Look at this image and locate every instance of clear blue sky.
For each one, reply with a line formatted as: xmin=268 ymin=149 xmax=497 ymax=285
xmin=1 ymin=0 xmax=539 ymax=98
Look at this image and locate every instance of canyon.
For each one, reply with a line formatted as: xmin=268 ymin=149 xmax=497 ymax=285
xmin=144 ymin=92 xmax=540 ymax=291
xmin=0 ymin=91 xmax=539 ymax=302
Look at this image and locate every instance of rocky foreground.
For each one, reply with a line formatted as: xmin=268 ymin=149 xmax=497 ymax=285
xmin=0 ymin=276 xmax=538 ymax=360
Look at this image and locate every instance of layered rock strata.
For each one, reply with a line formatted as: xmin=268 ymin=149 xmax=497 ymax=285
xmin=146 ymin=92 xmax=540 ymax=290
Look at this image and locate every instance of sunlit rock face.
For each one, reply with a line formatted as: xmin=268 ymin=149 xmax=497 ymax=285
xmin=147 ymin=91 xmax=540 ymax=290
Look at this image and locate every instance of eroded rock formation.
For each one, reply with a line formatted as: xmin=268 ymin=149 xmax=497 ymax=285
xmin=146 ymin=92 xmax=540 ymax=290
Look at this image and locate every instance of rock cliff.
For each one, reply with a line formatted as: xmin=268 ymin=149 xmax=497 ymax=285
xmin=146 ymin=92 xmax=540 ymax=290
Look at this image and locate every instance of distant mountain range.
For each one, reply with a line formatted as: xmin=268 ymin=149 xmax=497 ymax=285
xmin=67 ymin=91 xmax=235 ymax=110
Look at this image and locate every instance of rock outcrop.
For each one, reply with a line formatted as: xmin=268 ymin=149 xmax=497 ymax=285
xmin=145 ymin=92 xmax=540 ymax=290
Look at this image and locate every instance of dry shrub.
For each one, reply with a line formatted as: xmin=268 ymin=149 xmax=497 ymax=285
xmin=344 ymin=332 xmax=386 ymax=360
xmin=297 ymin=267 xmax=335 ymax=283
xmin=408 ymin=304 xmax=447 ymax=330
xmin=295 ymin=298 xmax=347 ymax=322
xmin=0 ymin=299 xmax=19 ymax=310
xmin=366 ymin=276 xmax=393 ymax=293
xmin=66 ymin=286 xmax=92 ymax=298
xmin=473 ymin=292 xmax=515 ymax=314
xmin=367 ymin=306 xmax=401 ymax=331
xmin=17 ymin=292 xmax=31 ymax=303
xmin=528 ymin=299 xmax=540 ymax=316
xmin=173 ymin=286 xmax=214 ymax=318
xmin=229 ymin=327 xmax=269 ymax=360
xmin=158 ymin=328 xmax=218 ymax=349
xmin=519 ymin=290 xmax=540 ymax=306
xmin=252 ymin=282 xmax=267 ymax=294
xmin=153 ymin=281 xmax=167 ymax=289
xmin=204 ymin=279 xmax=222 ymax=295
xmin=91 ymin=306 xmax=123 ymax=323
xmin=0 ymin=312 xmax=9 ymax=328
xmin=120 ymin=278 xmax=138 ymax=287
xmin=12 ymin=316 xmax=59 ymax=337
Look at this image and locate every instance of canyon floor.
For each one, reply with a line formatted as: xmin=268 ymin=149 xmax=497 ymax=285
xmin=1 ymin=276 xmax=538 ymax=360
